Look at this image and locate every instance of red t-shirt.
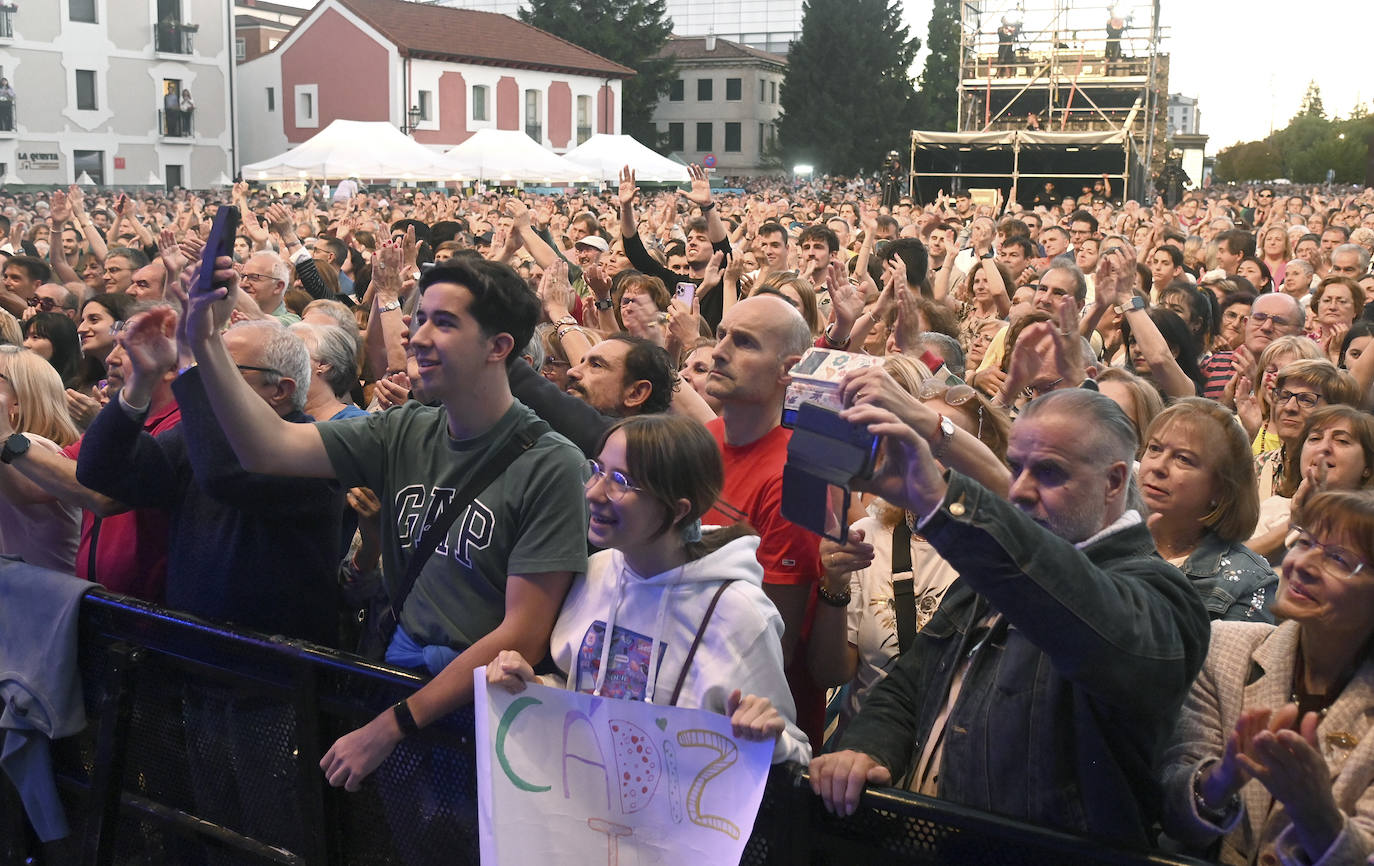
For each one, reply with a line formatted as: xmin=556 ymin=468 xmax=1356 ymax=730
xmin=704 ymin=417 xmax=825 ymax=744
xmin=62 ymin=398 xmax=182 ymax=601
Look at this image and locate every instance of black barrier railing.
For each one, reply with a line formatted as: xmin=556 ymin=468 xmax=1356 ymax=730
xmin=2 ymin=591 xmax=1213 ymax=866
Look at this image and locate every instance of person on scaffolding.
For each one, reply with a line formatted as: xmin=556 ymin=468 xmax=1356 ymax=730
xmin=1105 ymin=6 xmax=1128 ymax=70
xmin=997 ymin=15 xmax=1021 ymax=77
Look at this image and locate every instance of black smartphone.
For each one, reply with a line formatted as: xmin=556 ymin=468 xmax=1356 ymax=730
xmin=196 ymin=205 xmax=241 ymax=291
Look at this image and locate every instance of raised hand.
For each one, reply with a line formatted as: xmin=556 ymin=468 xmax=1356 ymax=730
xmin=680 ymin=163 xmax=713 ymax=209
xmin=158 ymin=228 xmax=188 ymax=283
xmin=184 ymin=255 xmax=241 ymax=345
xmin=539 ymin=258 xmax=573 ymax=321
xmin=49 ymin=190 xmax=72 ymax=225
xmin=616 ymin=165 xmax=639 ymax=208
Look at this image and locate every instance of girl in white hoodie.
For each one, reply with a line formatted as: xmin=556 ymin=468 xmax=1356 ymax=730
xmin=488 ymin=414 xmax=811 ymax=765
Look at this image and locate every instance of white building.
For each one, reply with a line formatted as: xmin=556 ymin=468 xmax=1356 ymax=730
xmin=1167 ymin=93 xmax=1200 ymax=137
xmin=0 ymin=0 xmax=235 ymax=189
xmin=434 ymin=0 xmax=803 ymax=54
xmin=653 ymin=36 xmax=785 ymax=175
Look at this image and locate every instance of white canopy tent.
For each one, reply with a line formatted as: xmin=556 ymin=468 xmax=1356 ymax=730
xmin=561 ymin=134 xmax=690 ymax=183
xmin=241 ymin=119 xmax=447 ymax=182
xmin=429 ymin=129 xmax=589 ymax=184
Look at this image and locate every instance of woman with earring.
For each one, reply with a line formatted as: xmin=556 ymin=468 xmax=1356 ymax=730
xmin=0 ymin=346 xmax=82 ymax=571
xmin=1137 ymin=398 xmax=1276 ymax=621
xmin=1161 ymin=490 xmax=1374 ymax=866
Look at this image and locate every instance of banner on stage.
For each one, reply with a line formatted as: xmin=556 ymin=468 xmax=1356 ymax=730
xmin=474 ymin=668 xmax=772 ymax=865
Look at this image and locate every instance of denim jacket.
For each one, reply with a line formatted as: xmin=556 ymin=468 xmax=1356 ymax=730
xmin=838 ymin=472 xmax=1211 ymax=848
xmin=1179 ymin=532 xmax=1276 ymax=623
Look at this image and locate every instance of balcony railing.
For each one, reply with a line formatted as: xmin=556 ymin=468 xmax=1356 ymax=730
xmin=155 ymin=21 xmax=197 ymax=54
xmin=0 ymin=6 xmax=15 ymax=39
xmin=158 ymin=108 xmax=194 ymax=138
xmin=0 ymin=96 xmax=14 ymax=134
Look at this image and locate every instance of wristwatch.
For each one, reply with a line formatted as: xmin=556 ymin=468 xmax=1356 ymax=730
xmin=377 ymin=299 xmax=401 ymax=313
xmin=1114 ymin=295 xmax=1147 ymax=315
xmin=929 ymin=414 xmax=956 ymax=461
xmin=594 ymin=297 xmax=615 ymax=311
xmin=1 ymin=432 xmax=30 ymax=464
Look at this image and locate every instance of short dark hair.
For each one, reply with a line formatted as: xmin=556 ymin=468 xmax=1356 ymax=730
xmin=797 ymin=224 xmax=839 ymax=253
xmin=605 ymin=333 xmax=674 ymax=415
xmin=684 ymin=217 xmax=709 ymax=237
xmin=1069 ymin=210 xmax=1098 ymax=234
xmin=757 ymin=221 xmax=788 ymax=243
xmin=1218 ymin=229 xmax=1256 ymax=258
xmin=882 ymin=237 xmax=930 ymax=286
xmin=1153 ymin=245 xmax=1184 ymax=268
xmin=999 ymin=236 xmax=1034 ymax=259
xmin=318 ymin=236 xmax=348 ymax=265
xmin=418 ymin=260 xmax=539 ymax=369
xmin=6 ymin=254 xmax=52 ymax=284
xmin=664 ymin=240 xmax=687 ymax=259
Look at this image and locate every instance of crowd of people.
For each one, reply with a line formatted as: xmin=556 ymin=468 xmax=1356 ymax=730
xmin=2 ymin=170 xmax=1374 ymax=863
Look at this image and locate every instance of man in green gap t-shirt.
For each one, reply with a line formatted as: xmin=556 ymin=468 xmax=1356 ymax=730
xmin=182 ymin=253 xmax=587 ymax=791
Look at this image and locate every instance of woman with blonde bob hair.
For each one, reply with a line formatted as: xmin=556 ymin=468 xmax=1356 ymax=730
xmin=1137 ymin=397 xmax=1276 ymax=621
xmin=0 ymin=345 xmax=82 ymax=571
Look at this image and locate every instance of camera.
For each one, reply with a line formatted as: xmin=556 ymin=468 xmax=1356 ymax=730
xmin=781 ymin=349 xmax=886 ymax=540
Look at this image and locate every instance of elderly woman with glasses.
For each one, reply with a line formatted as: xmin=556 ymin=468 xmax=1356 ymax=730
xmin=1161 ymin=490 xmax=1374 ymax=866
xmin=808 ymin=354 xmax=1011 ymax=740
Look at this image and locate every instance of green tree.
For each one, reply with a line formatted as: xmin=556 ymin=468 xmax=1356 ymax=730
xmin=777 ymin=0 xmax=920 ymax=174
xmin=519 ymin=0 xmax=675 ymax=149
xmin=1212 ymin=140 xmax=1282 ymax=183
xmin=1296 ymin=80 xmax=1325 ymax=120
xmin=913 ymin=0 xmax=960 ymax=130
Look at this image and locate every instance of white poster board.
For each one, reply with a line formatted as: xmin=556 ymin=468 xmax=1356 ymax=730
xmin=474 ymin=668 xmax=772 ymax=865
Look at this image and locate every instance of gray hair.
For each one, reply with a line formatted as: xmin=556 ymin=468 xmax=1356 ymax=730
xmin=522 ymin=330 xmax=546 ymax=372
xmin=1286 ymin=258 xmax=1314 ymax=277
xmin=1044 ymin=261 xmax=1089 ymax=305
xmin=1018 ymin=388 xmax=1137 ymax=468
xmin=920 ymin=331 xmax=964 ymax=373
xmin=289 ymin=322 xmax=357 ymax=399
xmin=229 ymin=320 xmax=311 ymax=412
xmin=248 ymin=251 xmax=291 ymax=285
xmin=302 ymin=298 xmax=361 ymax=354
xmin=107 ymin=246 xmax=150 ymax=269
xmin=1333 ymin=243 xmax=1370 ymax=272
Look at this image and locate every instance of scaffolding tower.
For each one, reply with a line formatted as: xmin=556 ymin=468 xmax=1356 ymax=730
xmin=954 ymin=0 xmax=1168 ymax=197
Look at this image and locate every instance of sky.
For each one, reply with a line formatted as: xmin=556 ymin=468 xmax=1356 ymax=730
xmin=271 ymin=0 xmax=1364 ymax=154
xmin=898 ymin=0 xmax=1366 ymax=152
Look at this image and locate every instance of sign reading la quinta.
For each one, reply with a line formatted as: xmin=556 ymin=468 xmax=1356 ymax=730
xmin=474 ymin=669 xmax=772 ymax=865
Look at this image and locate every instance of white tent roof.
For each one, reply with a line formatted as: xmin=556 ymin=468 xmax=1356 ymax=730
xmin=241 ymin=119 xmax=447 ymax=181
xmin=562 ymin=134 xmax=690 ymax=183
xmin=429 ymin=129 xmax=589 ymax=183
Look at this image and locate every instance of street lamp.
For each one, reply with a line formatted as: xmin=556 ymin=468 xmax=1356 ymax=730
xmin=402 ymin=105 xmax=422 ymax=135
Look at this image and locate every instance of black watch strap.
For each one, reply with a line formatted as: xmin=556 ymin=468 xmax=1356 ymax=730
xmin=1 ymin=432 xmax=30 ymax=464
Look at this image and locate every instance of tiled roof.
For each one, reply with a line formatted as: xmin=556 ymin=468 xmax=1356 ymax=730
xmin=336 ymin=0 xmax=635 ymax=78
xmin=656 ymin=35 xmax=787 ymax=66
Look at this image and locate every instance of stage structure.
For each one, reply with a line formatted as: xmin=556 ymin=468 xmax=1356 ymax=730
xmin=908 ymin=0 xmax=1168 ymax=205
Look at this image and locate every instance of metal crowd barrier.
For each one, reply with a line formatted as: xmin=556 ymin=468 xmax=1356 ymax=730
xmin=2 ymin=591 xmax=1211 ymax=866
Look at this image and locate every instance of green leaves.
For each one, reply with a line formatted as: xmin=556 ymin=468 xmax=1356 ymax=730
xmin=778 ymin=0 xmax=921 ymax=175
xmin=520 ymin=0 xmax=676 ymax=149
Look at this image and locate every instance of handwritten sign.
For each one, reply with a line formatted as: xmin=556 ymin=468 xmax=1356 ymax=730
xmin=474 ymin=668 xmax=772 ymax=865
